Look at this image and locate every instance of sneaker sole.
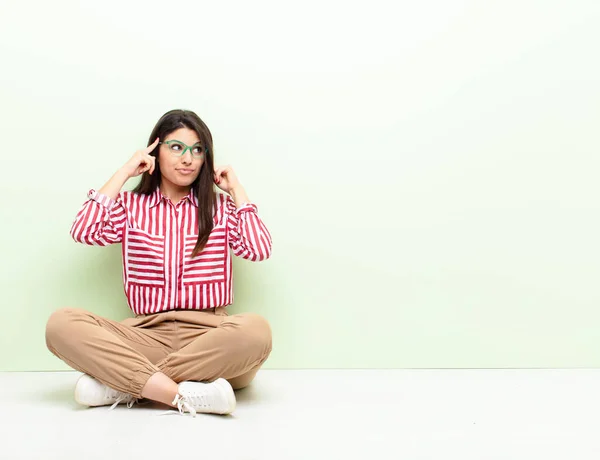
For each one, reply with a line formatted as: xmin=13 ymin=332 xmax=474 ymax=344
xmin=74 ymin=374 xmax=91 ymax=406
xmin=212 ymin=378 xmax=237 ymax=415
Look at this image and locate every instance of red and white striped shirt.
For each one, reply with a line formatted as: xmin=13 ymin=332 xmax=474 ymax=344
xmin=70 ymin=187 xmax=272 ymax=315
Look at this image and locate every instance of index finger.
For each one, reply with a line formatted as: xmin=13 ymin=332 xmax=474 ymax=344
xmin=144 ymin=137 xmax=160 ymax=154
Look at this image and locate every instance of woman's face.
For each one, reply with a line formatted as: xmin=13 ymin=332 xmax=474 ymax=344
xmin=158 ymin=127 xmax=205 ymax=189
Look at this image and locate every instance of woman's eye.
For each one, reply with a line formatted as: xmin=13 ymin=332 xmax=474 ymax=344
xmin=171 ymin=143 xmax=183 ymax=151
xmin=193 ymin=146 xmax=203 ymax=154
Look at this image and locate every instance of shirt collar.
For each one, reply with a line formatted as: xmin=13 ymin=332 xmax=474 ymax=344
xmin=148 ymin=187 xmax=198 ymax=208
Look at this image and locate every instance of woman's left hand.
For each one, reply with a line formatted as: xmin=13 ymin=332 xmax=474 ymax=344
xmin=214 ymin=165 xmax=241 ymax=193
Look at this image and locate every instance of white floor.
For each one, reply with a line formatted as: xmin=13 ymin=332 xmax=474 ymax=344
xmin=2 ymin=369 xmax=600 ymax=459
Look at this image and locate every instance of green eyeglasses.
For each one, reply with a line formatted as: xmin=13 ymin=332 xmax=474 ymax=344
xmin=159 ymin=140 xmax=208 ymax=158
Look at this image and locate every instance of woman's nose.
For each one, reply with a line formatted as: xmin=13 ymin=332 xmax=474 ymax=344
xmin=181 ymin=150 xmax=193 ymax=163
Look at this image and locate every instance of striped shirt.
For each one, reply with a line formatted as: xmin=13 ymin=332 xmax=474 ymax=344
xmin=70 ymin=187 xmax=272 ymax=315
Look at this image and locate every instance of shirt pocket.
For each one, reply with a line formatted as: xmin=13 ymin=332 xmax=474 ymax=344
xmin=125 ymin=228 xmax=166 ymax=287
xmin=183 ymin=227 xmax=227 ymax=285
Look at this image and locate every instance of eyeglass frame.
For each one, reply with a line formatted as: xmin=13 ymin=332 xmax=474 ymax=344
xmin=158 ymin=139 xmax=208 ymax=157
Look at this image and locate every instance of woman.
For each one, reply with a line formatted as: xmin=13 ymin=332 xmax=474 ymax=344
xmin=45 ymin=109 xmax=273 ymax=417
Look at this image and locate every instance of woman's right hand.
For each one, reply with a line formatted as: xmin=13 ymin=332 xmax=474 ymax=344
xmin=122 ymin=137 xmax=160 ymax=178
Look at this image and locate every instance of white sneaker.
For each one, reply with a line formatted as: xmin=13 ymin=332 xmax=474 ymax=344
xmin=74 ymin=374 xmax=136 ymax=410
xmin=173 ymin=378 xmax=236 ymax=416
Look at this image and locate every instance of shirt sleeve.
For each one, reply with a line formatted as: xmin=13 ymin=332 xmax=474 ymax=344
xmin=225 ymin=195 xmax=272 ymax=261
xmin=69 ymin=189 xmax=127 ymax=245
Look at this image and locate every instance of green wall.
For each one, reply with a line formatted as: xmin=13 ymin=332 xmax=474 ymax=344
xmin=1 ymin=0 xmax=600 ymax=370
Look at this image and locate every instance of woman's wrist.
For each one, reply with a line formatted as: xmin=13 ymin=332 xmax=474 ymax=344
xmin=229 ymin=185 xmax=250 ymax=208
xmin=98 ymin=168 xmax=130 ymax=200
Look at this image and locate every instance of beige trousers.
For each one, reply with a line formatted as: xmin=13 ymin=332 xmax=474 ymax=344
xmin=45 ymin=306 xmax=272 ymax=398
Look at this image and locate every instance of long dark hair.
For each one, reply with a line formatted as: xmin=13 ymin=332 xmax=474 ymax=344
xmin=133 ymin=109 xmax=216 ymax=257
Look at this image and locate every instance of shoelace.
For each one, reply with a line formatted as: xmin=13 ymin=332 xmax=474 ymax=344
xmin=109 ymin=395 xmax=138 ymax=411
xmin=171 ymin=392 xmax=213 ymax=417
xmin=102 ymin=386 xmax=137 ymax=411
xmin=172 ymin=393 xmax=196 ymax=417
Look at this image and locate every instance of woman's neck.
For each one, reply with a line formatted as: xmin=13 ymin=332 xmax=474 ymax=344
xmin=160 ymin=182 xmax=191 ymax=204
